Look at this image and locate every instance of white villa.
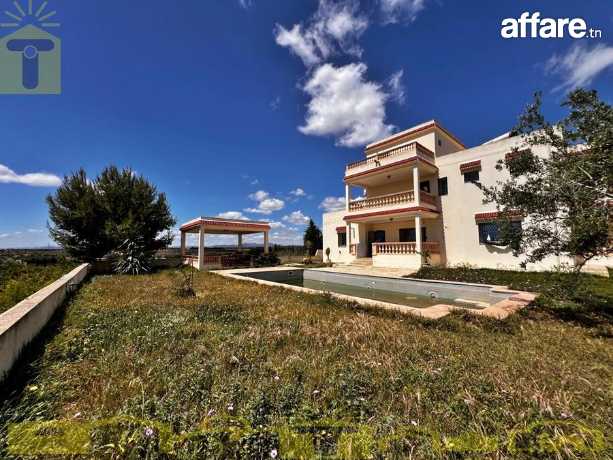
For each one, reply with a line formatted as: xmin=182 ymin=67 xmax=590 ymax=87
xmin=323 ymin=120 xmax=611 ymax=274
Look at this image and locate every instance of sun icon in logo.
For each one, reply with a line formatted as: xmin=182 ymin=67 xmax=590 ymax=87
xmin=0 ymin=0 xmax=60 ymax=30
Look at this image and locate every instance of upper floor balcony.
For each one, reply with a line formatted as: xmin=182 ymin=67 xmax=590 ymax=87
xmin=346 ymin=189 xmax=439 ymax=219
xmin=345 ymin=141 xmax=436 ymax=181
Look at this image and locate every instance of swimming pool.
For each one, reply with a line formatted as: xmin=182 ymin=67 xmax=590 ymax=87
xmin=235 ymin=269 xmax=514 ymax=309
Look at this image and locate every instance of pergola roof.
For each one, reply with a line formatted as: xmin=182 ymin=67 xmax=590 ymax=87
xmin=180 ymin=217 xmax=271 ymax=235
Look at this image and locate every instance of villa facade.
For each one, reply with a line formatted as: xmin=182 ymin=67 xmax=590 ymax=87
xmin=323 ymin=121 xmax=611 ymax=274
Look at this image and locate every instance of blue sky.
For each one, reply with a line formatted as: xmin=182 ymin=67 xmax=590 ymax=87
xmin=0 ymin=0 xmax=611 ymax=248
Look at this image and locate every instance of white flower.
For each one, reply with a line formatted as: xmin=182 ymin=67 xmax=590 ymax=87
xmin=144 ymin=427 xmax=154 ymax=437
xmin=207 ymin=409 xmax=216 ymax=417
xmin=227 ymin=403 xmax=234 ymax=411
xmin=410 ymin=420 xmax=418 ymax=426
xmin=273 ymin=375 xmax=280 ymax=381
xmin=270 ymin=448 xmax=278 ymax=458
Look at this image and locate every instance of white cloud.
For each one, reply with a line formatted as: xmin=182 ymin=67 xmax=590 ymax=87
xmin=238 ymin=0 xmax=253 ymax=9
xmin=269 ymin=221 xmax=286 ymax=229
xmin=380 ymin=0 xmax=427 ymax=24
xmin=217 ymin=211 xmax=248 ymax=220
xmin=388 ymin=69 xmax=406 ymax=104
xmin=270 ymin=96 xmax=281 ymax=111
xmin=290 ymin=188 xmax=306 ymax=197
xmin=248 ymin=190 xmax=270 ymax=202
xmin=274 ymin=0 xmax=368 ymax=67
xmin=245 ymin=190 xmax=285 ymax=214
xmin=283 ymin=210 xmax=311 ymax=225
xmin=300 ymin=63 xmax=394 ymax=147
xmin=0 ymin=164 xmax=62 ymax=187
xmin=0 ymin=229 xmax=54 ymax=249
xmin=244 ymin=198 xmax=285 ymax=215
xmin=545 ymin=43 xmax=613 ymax=91
xmin=319 ymin=196 xmax=346 ymax=212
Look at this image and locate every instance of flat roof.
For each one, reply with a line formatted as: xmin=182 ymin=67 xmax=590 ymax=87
xmin=180 ymin=216 xmax=270 ymax=234
xmin=365 ymin=120 xmax=466 ymax=151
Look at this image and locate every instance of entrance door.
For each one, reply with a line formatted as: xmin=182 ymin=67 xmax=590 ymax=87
xmin=367 ymin=230 xmax=386 ymax=256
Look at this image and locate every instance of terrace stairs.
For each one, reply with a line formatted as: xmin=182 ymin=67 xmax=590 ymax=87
xmin=349 ymin=258 xmax=373 ymax=268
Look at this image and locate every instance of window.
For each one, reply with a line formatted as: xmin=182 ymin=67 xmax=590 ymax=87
xmin=399 ymin=227 xmax=428 ymax=242
xmin=438 ymin=177 xmax=448 ymax=196
xmin=478 ymin=221 xmax=522 ymax=245
xmin=337 ymin=232 xmax=347 ymax=247
xmin=437 ymin=139 xmax=442 ymax=147
xmin=419 ymin=180 xmax=430 ymax=193
xmin=464 ymin=170 xmax=480 ymax=183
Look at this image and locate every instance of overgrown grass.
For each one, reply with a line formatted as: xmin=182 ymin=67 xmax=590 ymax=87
xmin=1 ymin=271 xmax=611 ymax=458
xmin=0 ymin=257 xmax=77 ymax=314
xmin=413 ymin=266 xmax=612 ymax=330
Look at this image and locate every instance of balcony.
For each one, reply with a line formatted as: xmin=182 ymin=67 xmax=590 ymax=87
xmin=345 ymin=141 xmax=435 ymax=179
xmin=347 ymin=190 xmax=438 ymax=216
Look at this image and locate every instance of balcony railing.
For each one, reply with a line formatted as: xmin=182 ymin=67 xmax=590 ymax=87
xmin=372 ymin=241 xmax=440 ymax=255
xmin=349 ymin=190 xmax=414 ymax=212
xmin=347 ymin=190 xmax=438 ymax=213
xmin=345 ymin=142 xmax=435 ymax=177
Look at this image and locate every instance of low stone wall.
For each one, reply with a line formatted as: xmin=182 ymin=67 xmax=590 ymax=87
xmin=0 ymin=263 xmax=90 ymax=381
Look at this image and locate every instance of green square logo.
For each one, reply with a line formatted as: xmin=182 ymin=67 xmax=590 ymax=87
xmin=0 ymin=1 xmax=61 ymax=95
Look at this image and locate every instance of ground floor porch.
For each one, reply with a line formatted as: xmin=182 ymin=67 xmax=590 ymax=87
xmin=339 ymin=211 xmax=444 ymax=270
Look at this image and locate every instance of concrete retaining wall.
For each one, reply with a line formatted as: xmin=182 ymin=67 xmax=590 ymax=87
xmin=0 ymin=263 xmax=90 ymax=381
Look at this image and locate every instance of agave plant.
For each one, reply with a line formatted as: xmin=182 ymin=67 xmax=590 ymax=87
xmin=113 ymin=238 xmax=151 ymax=275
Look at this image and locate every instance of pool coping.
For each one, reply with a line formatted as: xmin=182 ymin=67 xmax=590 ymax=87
xmin=213 ymin=267 xmax=537 ymax=320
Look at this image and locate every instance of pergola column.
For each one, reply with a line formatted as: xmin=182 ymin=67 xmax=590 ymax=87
xmin=345 ymin=184 xmax=352 ymax=252
xmin=180 ymin=231 xmax=186 ymax=258
xmin=238 ymin=234 xmax=243 ymax=250
xmin=263 ymin=231 xmax=269 ymax=254
xmin=197 ymin=224 xmax=205 ymax=270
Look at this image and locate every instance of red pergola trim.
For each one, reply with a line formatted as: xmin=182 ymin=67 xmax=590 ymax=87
xmin=336 ymin=226 xmax=347 ymax=233
xmin=180 ymin=218 xmax=270 ymax=232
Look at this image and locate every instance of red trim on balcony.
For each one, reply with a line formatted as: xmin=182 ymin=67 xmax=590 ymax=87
xmin=344 ymin=206 xmax=438 ymax=221
xmin=336 ymin=226 xmax=347 ymax=233
xmin=460 ymin=160 xmax=482 ymax=173
xmin=344 ymin=157 xmax=437 ymax=182
xmin=366 ymin=120 xmax=465 ymax=153
xmin=474 ymin=211 xmax=523 ymax=223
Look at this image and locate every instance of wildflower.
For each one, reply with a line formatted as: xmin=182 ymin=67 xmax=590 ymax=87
xmin=410 ymin=420 xmax=418 ymax=426
xmin=207 ymin=409 xmax=216 ymax=417
xmin=73 ymin=412 xmax=82 ymax=419
xmin=144 ymin=427 xmax=154 ymax=437
xmin=313 ymin=390 xmax=320 ymax=395
xmin=227 ymin=403 xmax=234 ymax=412
xmin=270 ymin=448 xmax=278 ymax=458
xmin=273 ymin=375 xmax=280 ymax=381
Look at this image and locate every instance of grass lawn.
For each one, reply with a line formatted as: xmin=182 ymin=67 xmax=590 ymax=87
xmin=1 ymin=270 xmax=611 ymax=458
xmin=0 ymin=257 xmax=77 ymax=314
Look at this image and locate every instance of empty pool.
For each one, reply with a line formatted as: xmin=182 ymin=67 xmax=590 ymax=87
xmin=235 ymin=269 xmax=514 ymax=309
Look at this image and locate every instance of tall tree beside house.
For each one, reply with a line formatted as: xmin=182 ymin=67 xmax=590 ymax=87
xmin=303 ymin=219 xmax=323 ymax=256
xmin=47 ymin=166 xmax=176 ymax=265
xmin=482 ymin=89 xmax=612 ymax=273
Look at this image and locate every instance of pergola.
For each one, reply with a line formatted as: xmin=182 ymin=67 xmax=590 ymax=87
xmin=179 ymin=216 xmax=271 ymax=270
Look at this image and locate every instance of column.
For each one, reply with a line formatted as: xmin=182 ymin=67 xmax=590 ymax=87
xmin=413 ymin=166 xmax=420 ymax=206
xmin=197 ymin=224 xmax=205 ymax=270
xmin=264 ymin=231 xmax=269 ymax=254
xmin=345 ymin=183 xmax=350 ymax=211
xmin=180 ymin=231 xmax=186 ymax=258
xmin=415 ymin=214 xmax=422 ymax=254
xmin=238 ymin=234 xmax=243 ymax=250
